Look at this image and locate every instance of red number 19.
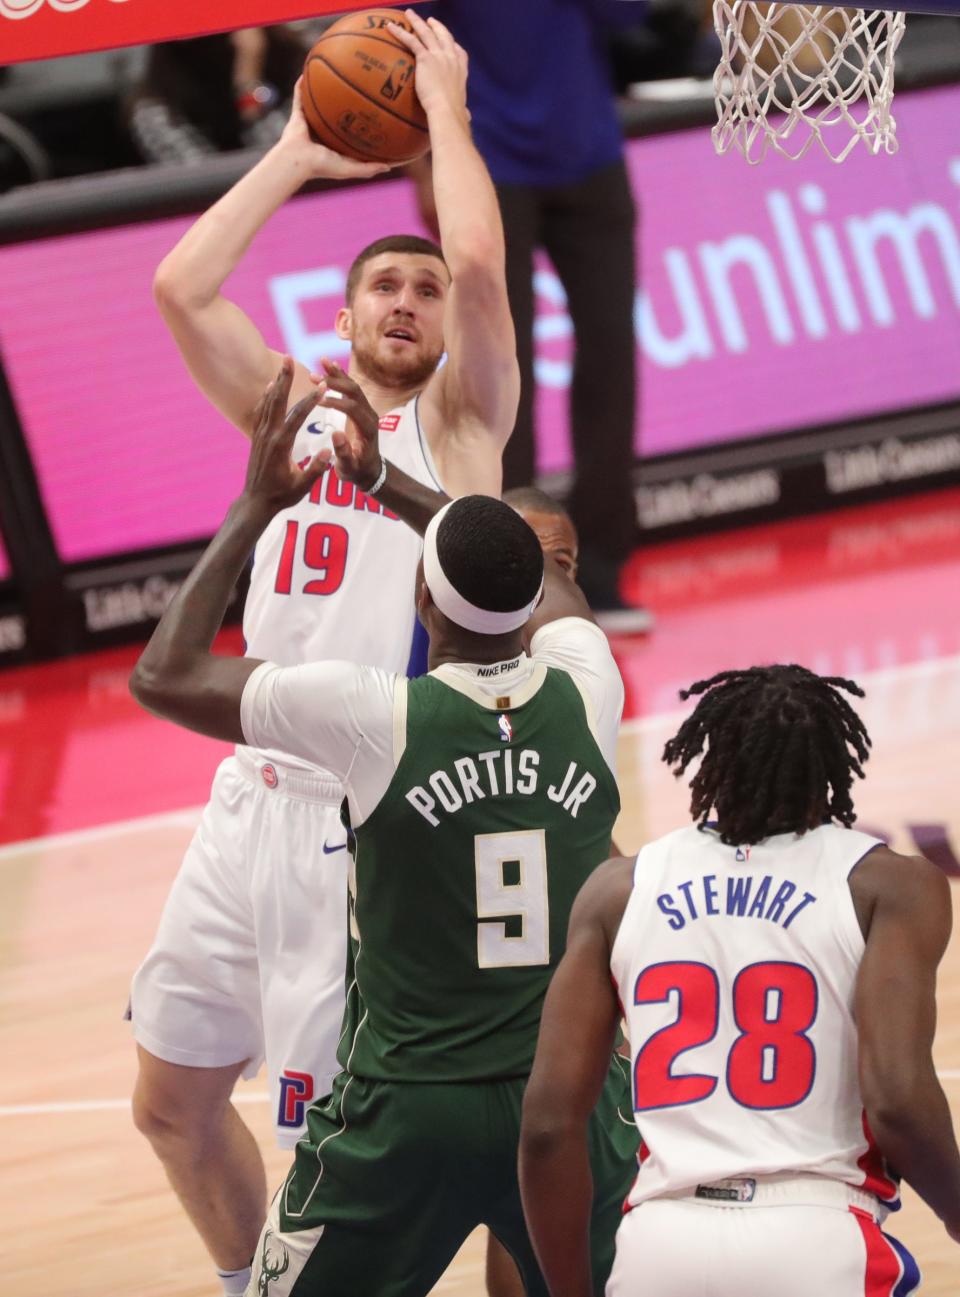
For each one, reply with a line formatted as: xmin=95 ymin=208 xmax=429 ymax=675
xmin=274 ymin=521 xmax=349 ymax=596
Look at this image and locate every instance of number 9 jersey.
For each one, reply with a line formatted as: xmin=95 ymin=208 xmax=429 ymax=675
xmin=611 ymin=823 xmax=900 ymax=1212
xmin=243 ymin=393 xmax=438 ymax=689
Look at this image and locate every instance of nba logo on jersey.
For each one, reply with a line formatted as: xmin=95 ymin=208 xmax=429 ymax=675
xmin=277 ymin=1069 xmax=314 ymax=1128
xmin=735 ymin=845 xmax=751 ymax=862
xmin=498 ymin=714 xmax=512 ymax=743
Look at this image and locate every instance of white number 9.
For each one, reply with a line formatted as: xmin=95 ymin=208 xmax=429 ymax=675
xmin=475 ymin=829 xmax=549 ymax=968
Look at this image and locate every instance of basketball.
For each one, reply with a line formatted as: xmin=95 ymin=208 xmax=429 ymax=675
xmin=301 ymin=9 xmax=430 ymax=165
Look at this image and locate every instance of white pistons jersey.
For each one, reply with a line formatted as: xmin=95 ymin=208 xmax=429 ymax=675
xmin=243 ymin=393 xmax=439 ymax=763
xmin=611 ymin=823 xmax=900 ymax=1213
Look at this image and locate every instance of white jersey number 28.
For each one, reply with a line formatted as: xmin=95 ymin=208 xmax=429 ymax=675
xmin=475 ymin=829 xmax=550 ymax=968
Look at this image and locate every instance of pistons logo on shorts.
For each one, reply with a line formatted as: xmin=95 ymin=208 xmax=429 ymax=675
xmin=278 ymin=1069 xmax=315 ymax=1128
xmin=262 ymin=764 xmax=279 ymax=789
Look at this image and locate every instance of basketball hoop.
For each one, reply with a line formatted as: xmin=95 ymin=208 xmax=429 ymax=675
xmin=712 ymin=1 xmax=906 ymax=163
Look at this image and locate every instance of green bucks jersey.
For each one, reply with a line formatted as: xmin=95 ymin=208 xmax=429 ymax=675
xmin=338 ymin=659 xmax=620 ymax=1082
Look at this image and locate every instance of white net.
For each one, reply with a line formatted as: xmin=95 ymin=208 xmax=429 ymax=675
xmin=712 ymin=1 xmax=907 ymax=163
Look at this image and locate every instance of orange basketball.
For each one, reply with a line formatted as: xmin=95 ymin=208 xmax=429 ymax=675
xmin=302 ymin=9 xmax=429 ymax=165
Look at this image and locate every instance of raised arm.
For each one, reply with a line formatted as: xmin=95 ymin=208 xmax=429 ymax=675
xmin=389 ymin=10 xmax=519 ymax=496
xmin=520 ymin=858 xmax=635 ymax=1297
xmin=130 ymin=361 xmax=328 ymax=740
xmin=854 ymin=848 xmax=960 ymax=1242
xmin=152 ymin=93 xmax=387 ymax=436
xmin=524 ymin=561 xmax=597 ymax=646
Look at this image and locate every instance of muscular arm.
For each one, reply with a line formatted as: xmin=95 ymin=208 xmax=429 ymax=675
xmin=153 ymin=105 xmax=386 ymax=436
xmin=523 ymin=561 xmax=597 ymax=649
xmin=391 ymin=12 xmax=519 ymax=495
xmin=129 ymin=495 xmax=273 ymax=741
xmin=854 ymin=847 xmax=960 ymax=1237
xmin=374 ymin=462 xmax=449 ymax=535
xmin=520 ymin=858 xmax=634 ymax=1297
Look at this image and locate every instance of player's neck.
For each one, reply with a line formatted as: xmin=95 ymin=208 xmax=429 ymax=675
xmin=348 ymin=362 xmax=424 ymax=417
xmin=428 ymin=630 xmax=525 ymax=671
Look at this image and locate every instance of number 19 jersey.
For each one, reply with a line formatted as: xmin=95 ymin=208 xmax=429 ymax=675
xmin=611 ymin=823 xmax=900 ymax=1210
xmin=243 ymin=393 xmax=437 ymax=679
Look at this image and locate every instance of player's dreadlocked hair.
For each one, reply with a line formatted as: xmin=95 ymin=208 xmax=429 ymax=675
xmin=662 ymin=665 xmax=872 ymax=846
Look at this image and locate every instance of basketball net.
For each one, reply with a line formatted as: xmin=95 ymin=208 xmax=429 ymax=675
xmin=712 ymin=1 xmax=907 ymax=163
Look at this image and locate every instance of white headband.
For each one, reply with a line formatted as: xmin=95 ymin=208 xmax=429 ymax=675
xmin=422 ymin=500 xmax=544 ymax=635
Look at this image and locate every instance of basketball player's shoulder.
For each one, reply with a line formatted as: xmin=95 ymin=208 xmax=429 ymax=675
xmin=571 ymin=855 xmax=636 ymax=936
xmin=850 ymin=841 xmax=951 ymax=925
xmin=650 ymin=822 xmax=705 ymax=851
xmin=322 ymin=661 xmax=403 ymax=724
xmin=629 ymin=822 xmax=703 ymax=869
xmin=357 ymin=662 xmax=404 ymax=690
xmin=531 ymin=615 xmax=609 ymax=653
xmin=530 ymin=617 xmax=619 ymax=685
xmin=851 ymin=841 xmax=945 ymax=886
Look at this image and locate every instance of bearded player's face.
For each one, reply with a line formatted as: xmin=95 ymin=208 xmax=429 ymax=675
xmin=346 ymin=253 xmax=448 ymax=390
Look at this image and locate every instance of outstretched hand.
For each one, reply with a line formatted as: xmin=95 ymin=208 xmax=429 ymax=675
xmin=315 ymin=359 xmax=384 ymax=493
xmin=243 ymin=357 xmax=331 ymax=513
xmin=281 ymin=77 xmax=393 ymax=182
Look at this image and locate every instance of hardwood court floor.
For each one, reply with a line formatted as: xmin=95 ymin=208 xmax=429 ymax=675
xmin=2 ymin=487 xmax=959 ymax=1296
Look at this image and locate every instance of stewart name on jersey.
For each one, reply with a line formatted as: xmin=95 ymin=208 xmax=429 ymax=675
xmin=339 ymin=666 xmax=620 ymax=1083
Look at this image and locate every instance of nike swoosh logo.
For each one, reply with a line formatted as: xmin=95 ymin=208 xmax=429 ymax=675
xmin=307 ymin=421 xmax=333 ymax=436
xmin=322 ymin=841 xmax=348 ymax=854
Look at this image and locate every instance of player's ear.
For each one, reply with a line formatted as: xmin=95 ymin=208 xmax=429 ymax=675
xmin=335 ymin=307 xmax=352 ymax=341
xmin=415 ymin=564 xmax=432 ymax=620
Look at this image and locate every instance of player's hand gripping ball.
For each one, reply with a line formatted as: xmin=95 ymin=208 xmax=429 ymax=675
xmin=301 ymin=8 xmax=429 ymax=164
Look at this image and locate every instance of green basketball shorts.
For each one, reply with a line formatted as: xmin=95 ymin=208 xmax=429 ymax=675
xmin=247 ymin=1058 xmax=638 ymax=1297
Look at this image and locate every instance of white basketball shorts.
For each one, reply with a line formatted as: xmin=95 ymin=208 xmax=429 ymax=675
xmin=130 ymin=749 xmax=349 ymax=1147
xmin=607 ymin=1176 xmax=921 ymax=1297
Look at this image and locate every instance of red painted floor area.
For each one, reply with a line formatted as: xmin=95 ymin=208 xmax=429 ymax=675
xmin=617 ymin=485 xmax=960 ymax=718
xmin=2 ymin=485 xmax=959 ymax=846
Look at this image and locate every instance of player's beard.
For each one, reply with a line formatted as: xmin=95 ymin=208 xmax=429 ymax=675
xmin=351 ymin=333 xmax=442 ymax=392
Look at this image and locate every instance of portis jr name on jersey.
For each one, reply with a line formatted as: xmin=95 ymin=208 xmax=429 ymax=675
xmin=405 ymin=749 xmax=597 ymax=828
